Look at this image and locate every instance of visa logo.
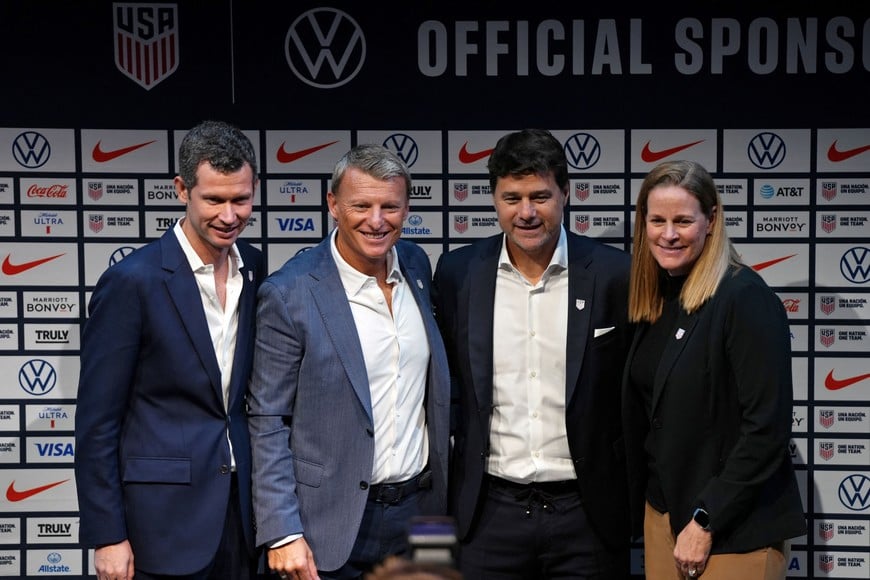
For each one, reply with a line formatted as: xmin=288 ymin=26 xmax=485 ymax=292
xmin=35 ymin=442 xmax=74 ymax=457
xmin=277 ymin=217 xmax=316 ymax=232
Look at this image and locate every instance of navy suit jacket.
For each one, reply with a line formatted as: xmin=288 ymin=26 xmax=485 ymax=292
xmin=247 ymin=237 xmax=451 ymax=572
xmin=75 ymin=229 xmax=263 ymax=575
xmin=433 ymin=232 xmax=633 ymax=551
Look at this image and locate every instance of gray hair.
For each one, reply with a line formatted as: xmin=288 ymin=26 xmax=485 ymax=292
xmin=330 ymin=144 xmax=411 ymax=197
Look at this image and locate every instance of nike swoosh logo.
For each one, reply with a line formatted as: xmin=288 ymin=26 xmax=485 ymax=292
xmin=5 ymin=479 xmax=69 ymax=502
xmin=92 ymin=140 xmax=156 ymax=162
xmin=750 ymin=254 xmax=796 ymax=272
xmin=276 ymin=141 xmax=339 ymax=163
xmin=458 ymin=142 xmax=494 ymax=164
xmin=825 ymin=370 xmax=870 ymax=391
xmin=2 ymin=253 xmax=66 ymax=275
xmin=827 ymin=141 xmax=870 ymax=162
xmin=640 ymin=140 xmax=705 ymax=163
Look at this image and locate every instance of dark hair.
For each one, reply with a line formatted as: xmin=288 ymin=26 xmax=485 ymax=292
xmin=177 ymin=120 xmax=258 ymax=188
xmin=487 ymin=128 xmax=569 ymax=193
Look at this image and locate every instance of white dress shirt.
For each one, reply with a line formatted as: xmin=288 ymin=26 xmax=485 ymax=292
xmin=488 ymin=226 xmax=575 ymax=483
xmin=330 ymin=230 xmax=430 ymax=485
xmin=174 ymin=220 xmax=243 ymax=468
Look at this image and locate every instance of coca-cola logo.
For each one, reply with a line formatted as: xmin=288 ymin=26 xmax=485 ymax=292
xmin=26 ymin=184 xmax=69 ymax=198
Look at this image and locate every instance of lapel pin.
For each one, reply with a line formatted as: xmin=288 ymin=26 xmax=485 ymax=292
xmin=575 ymin=299 xmax=585 ymax=311
xmin=417 ymin=279 xmax=424 ymax=290
xmin=248 ymin=270 xmax=253 ymax=282
xmin=675 ymin=328 xmax=685 ymax=340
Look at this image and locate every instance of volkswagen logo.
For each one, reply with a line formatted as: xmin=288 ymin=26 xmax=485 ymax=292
xmin=840 ymin=246 xmax=870 ymax=284
xmin=19 ymin=359 xmax=58 ymax=396
xmin=747 ymin=132 xmax=786 ymax=169
xmin=12 ymin=131 xmax=51 ymax=168
xmin=285 ymin=8 xmax=366 ymax=89
xmin=838 ymin=473 xmax=870 ymax=511
xmin=564 ymin=133 xmax=601 ymax=170
xmin=383 ymin=133 xmax=419 ymax=167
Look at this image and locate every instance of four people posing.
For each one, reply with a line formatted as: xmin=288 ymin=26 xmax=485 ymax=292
xmin=76 ymin=124 xmax=804 ymax=580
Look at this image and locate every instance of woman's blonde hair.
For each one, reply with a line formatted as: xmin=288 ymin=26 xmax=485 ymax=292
xmin=628 ymin=160 xmax=741 ymax=322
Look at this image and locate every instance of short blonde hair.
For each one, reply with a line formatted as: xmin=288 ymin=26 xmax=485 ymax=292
xmin=629 ymin=160 xmax=741 ymax=322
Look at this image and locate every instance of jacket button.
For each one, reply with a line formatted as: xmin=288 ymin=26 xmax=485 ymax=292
xmin=359 ymin=481 xmax=369 ymax=490
xmin=219 ymin=465 xmax=230 ymax=474
xmin=366 ymin=428 xmax=374 ymax=437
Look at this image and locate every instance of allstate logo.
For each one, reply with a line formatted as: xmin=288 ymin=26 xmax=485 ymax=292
xmin=47 ymin=552 xmax=62 ymax=564
xmin=838 ymin=473 xmax=870 ymax=511
xmin=285 ymin=8 xmax=366 ymax=89
xmin=759 ymin=184 xmax=775 ymax=199
xmin=19 ymin=359 xmax=58 ymax=396
xmin=383 ymin=133 xmax=419 ymax=167
xmin=109 ymin=246 xmax=137 ymax=267
xmin=408 ymin=214 xmax=423 ymax=226
xmin=564 ymin=133 xmax=601 ymax=170
xmin=840 ymin=247 xmax=870 ymax=284
xmin=12 ymin=131 xmax=51 ymax=168
xmin=747 ymin=132 xmax=786 ymax=169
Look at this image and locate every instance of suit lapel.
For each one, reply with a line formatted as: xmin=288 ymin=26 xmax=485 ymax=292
xmin=308 ymin=242 xmax=374 ymax=423
xmin=468 ymin=238 xmax=500 ymax=414
xmin=651 ymin=309 xmax=699 ymax=412
xmin=565 ymin=235 xmax=594 ymax=404
xmin=161 ymin=233 xmax=223 ymax=399
xmin=227 ymin=245 xmax=257 ymax=409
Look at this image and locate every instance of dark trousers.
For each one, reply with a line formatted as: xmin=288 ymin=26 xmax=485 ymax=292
xmin=135 ymin=473 xmax=254 ymax=580
xmin=459 ymin=476 xmax=629 ymax=580
xmin=319 ymin=486 xmax=426 ymax=580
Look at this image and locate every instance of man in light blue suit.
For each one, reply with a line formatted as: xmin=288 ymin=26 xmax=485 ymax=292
xmin=248 ymin=144 xmax=451 ymax=580
xmin=75 ymin=120 xmax=264 ymax=578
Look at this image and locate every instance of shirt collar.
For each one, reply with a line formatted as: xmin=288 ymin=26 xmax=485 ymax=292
xmin=330 ymin=229 xmax=403 ymax=296
xmin=498 ymin=225 xmax=568 ymax=275
xmin=173 ymin=218 xmax=243 ymax=274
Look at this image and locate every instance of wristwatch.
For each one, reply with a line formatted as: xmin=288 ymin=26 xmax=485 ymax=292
xmin=692 ymin=507 xmax=712 ymax=532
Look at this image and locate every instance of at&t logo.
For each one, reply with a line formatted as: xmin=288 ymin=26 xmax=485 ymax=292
xmin=19 ymin=359 xmax=57 ymax=396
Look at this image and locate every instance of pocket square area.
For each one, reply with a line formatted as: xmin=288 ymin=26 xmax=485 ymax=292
xmin=594 ymin=326 xmax=615 ymax=338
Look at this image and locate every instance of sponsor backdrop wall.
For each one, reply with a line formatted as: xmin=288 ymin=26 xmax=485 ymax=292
xmin=1 ymin=1 xmax=868 ymax=577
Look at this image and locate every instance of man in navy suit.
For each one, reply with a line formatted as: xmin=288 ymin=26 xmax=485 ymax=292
xmin=75 ymin=120 xmax=263 ymax=579
xmin=247 ymin=144 xmax=450 ymax=580
xmin=434 ymin=129 xmax=633 ymax=578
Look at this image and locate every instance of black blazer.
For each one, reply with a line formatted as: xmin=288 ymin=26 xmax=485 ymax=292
xmin=433 ymin=232 xmax=632 ymax=551
xmin=621 ymin=265 xmax=807 ymax=553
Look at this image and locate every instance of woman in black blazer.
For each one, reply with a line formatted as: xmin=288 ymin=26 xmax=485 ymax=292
xmin=622 ymin=160 xmax=806 ymax=579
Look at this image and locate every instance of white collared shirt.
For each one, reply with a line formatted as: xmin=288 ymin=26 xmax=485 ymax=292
xmin=330 ymin=230 xmax=430 ymax=485
xmin=174 ymin=220 xmax=243 ymax=468
xmin=489 ymin=226 xmax=574 ymax=483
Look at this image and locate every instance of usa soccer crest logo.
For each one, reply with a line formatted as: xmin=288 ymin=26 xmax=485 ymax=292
xmin=821 ymin=214 xmax=837 ymax=234
xmin=819 ymin=409 xmax=835 ymax=429
xmin=453 ymin=183 xmax=468 ymax=202
xmin=819 ymin=328 xmax=835 ymax=348
xmin=822 ymin=182 xmax=838 ymax=201
xmin=113 ymin=3 xmax=180 ymax=90
xmin=88 ymin=181 xmax=104 ymax=201
xmin=574 ymin=182 xmax=590 ymax=202
xmin=820 ymin=296 xmax=836 ymax=316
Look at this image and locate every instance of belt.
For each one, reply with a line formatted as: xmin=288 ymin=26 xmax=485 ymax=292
xmin=486 ymin=475 xmax=578 ymax=496
xmin=368 ymin=469 xmax=432 ymax=504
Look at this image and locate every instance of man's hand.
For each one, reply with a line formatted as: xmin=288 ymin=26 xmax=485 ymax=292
xmin=268 ymin=537 xmax=320 ymax=580
xmin=94 ymin=539 xmax=135 ymax=580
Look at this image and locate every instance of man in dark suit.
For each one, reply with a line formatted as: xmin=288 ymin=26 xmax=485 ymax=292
xmin=247 ymin=144 xmax=451 ymax=580
xmin=75 ymin=120 xmax=263 ymax=579
xmin=433 ymin=128 xmax=632 ymax=578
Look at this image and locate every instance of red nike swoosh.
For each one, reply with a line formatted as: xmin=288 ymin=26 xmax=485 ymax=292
xmin=5 ymin=479 xmax=69 ymax=502
xmin=750 ymin=254 xmax=796 ymax=272
xmin=92 ymin=140 xmax=156 ymax=162
xmin=827 ymin=141 xmax=870 ymax=162
xmin=458 ymin=142 xmax=494 ymax=164
xmin=640 ymin=140 xmax=705 ymax=163
xmin=276 ymin=141 xmax=339 ymax=163
xmin=2 ymin=253 xmax=65 ymax=275
xmin=825 ymin=370 xmax=870 ymax=391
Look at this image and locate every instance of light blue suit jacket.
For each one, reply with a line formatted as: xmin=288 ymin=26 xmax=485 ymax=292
xmin=248 ymin=237 xmax=450 ymax=572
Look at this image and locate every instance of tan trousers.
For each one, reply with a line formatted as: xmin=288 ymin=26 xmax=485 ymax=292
xmin=643 ymin=502 xmax=788 ymax=579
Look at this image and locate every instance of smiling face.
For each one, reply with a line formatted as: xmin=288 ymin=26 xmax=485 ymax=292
xmin=327 ymin=166 xmax=409 ymax=277
xmin=175 ymin=160 xmax=256 ymax=264
xmin=644 ymin=184 xmax=714 ymax=276
xmin=493 ymin=171 xmax=568 ymax=264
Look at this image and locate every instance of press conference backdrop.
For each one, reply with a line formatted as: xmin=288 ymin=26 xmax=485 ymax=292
xmin=0 ymin=0 xmax=868 ymax=577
